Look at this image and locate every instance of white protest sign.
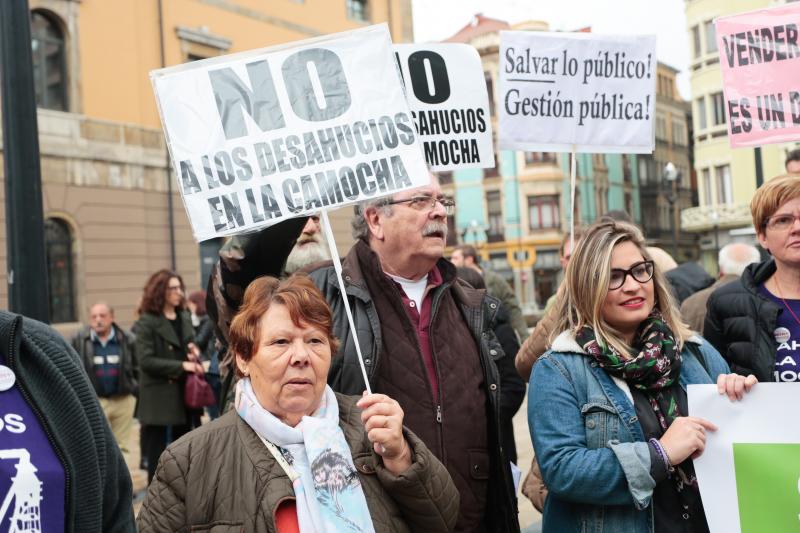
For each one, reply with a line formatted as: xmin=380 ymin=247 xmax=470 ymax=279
xmin=394 ymin=43 xmax=494 ymax=170
xmin=498 ymin=31 xmax=656 ymax=153
xmin=151 ymin=24 xmax=429 ymax=242
xmin=688 ymin=383 xmax=800 ymax=533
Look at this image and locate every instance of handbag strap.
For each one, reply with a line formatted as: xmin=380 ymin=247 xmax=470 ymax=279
xmin=257 ymin=434 xmax=300 ymax=482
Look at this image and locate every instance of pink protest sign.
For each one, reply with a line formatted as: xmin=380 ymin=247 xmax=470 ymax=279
xmin=716 ymin=3 xmax=800 ymax=148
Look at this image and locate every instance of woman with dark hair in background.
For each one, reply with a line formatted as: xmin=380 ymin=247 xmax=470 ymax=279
xmin=135 ymin=269 xmax=201 ymax=483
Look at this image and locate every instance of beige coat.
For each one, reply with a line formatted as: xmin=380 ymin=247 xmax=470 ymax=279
xmin=680 ymin=274 xmax=738 ymax=334
xmin=514 ymin=300 xmax=561 ymax=513
xmin=137 ymin=393 xmax=459 ymax=532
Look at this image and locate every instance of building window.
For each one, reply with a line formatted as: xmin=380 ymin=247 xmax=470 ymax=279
xmin=485 ymin=72 xmax=494 ymax=116
xmin=715 ymin=165 xmax=733 ymax=204
xmin=486 ymin=191 xmax=504 ymax=242
xmin=533 ymin=250 xmax=560 ymax=308
xmin=199 ymin=238 xmax=224 ymax=290
xmin=704 ymin=20 xmax=717 ymax=54
xmin=655 ymin=116 xmax=668 ymax=141
xmin=445 ymin=196 xmax=457 ymax=246
xmin=692 ymin=25 xmax=702 ymax=58
xmin=711 ymin=92 xmax=726 ymax=125
xmin=696 ymin=97 xmax=707 ymax=130
xmin=484 ymin=154 xmax=500 ymax=179
xmin=31 ymin=10 xmax=67 ymax=111
xmin=702 ymin=168 xmax=712 ymax=204
xmin=595 ymin=186 xmax=608 ymax=215
xmin=44 ymin=218 xmax=76 ymax=323
xmin=346 ymin=0 xmax=369 ymax=22
xmin=622 ymin=154 xmax=632 ymax=183
xmin=671 ymin=119 xmax=686 ymax=145
xmin=638 ymin=155 xmax=653 ymax=184
xmin=528 ymin=195 xmax=560 ymax=230
xmin=525 ymin=152 xmax=556 ymax=165
xmin=437 ymin=171 xmax=453 ymax=185
xmin=592 ymin=153 xmax=605 ymax=168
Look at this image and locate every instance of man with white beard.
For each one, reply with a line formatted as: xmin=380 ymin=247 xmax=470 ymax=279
xmin=306 ymin=173 xmax=520 ymax=532
xmin=283 ymin=215 xmax=330 ymax=274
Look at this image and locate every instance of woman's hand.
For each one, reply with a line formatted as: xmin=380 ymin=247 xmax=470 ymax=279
xmin=357 ymin=393 xmax=412 ymax=475
xmin=181 ymin=360 xmax=204 ymax=374
xmin=187 ymin=342 xmax=201 ymax=361
xmin=183 ymin=343 xmax=204 ymax=374
xmin=716 ymin=373 xmax=757 ymax=401
xmin=659 ymin=416 xmax=718 ymax=465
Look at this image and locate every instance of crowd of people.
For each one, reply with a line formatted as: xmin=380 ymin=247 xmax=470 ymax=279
xmin=1 ymin=151 xmax=799 ymax=532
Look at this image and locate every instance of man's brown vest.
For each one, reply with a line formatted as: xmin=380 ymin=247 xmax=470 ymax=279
xmin=358 ymin=245 xmax=490 ymax=532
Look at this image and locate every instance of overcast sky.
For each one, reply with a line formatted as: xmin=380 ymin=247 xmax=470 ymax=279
xmin=411 ymin=0 xmax=692 ymax=99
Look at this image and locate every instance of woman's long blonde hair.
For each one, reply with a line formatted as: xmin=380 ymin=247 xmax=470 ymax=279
xmin=551 ymin=220 xmax=692 ymax=357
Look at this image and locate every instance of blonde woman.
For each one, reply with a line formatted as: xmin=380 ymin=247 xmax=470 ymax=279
xmin=528 ymin=220 xmax=757 ymax=533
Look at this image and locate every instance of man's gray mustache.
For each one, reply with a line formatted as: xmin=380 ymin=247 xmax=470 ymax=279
xmin=422 ymin=222 xmax=448 ymax=237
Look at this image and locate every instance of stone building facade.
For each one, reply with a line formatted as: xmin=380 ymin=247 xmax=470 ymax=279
xmin=4 ymin=0 xmax=412 ymax=329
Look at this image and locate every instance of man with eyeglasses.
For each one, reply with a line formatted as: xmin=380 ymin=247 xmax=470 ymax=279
xmin=305 ymin=173 xmax=521 ymax=533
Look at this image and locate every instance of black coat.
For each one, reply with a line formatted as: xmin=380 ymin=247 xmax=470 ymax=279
xmin=704 ymin=260 xmax=781 ymax=382
xmin=0 ymin=311 xmax=135 ymax=532
xmin=134 ymin=311 xmax=195 ymax=426
xmin=664 ymin=261 xmax=715 ymax=304
xmin=492 ymin=305 xmax=525 ymax=465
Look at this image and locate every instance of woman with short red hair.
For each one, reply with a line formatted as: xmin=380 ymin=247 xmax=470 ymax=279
xmin=705 ymin=175 xmax=800 ymax=382
xmin=138 ymin=275 xmax=459 ymax=532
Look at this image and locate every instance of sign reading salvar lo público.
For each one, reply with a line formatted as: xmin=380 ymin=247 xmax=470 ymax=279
xmin=394 ymin=43 xmax=494 ymax=171
xmin=498 ymin=31 xmax=656 ymax=154
xmin=151 ymin=24 xmax=429 ymax=242
xmin=716 ymin=3 xmax=800 ymax=148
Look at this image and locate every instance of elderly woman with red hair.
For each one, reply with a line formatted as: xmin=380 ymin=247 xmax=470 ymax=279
xmin=137 ymin=275 xmax=458 ymax=532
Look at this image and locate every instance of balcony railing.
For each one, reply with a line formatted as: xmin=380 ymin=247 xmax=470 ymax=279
xmin=681 ymin=203 xmax=752 ymax=232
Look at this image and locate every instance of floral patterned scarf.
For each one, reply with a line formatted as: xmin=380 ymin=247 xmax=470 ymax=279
xmin=576 ymin=310 xmax=700 ymax=492
xmin=575 ymin=309 xmax=682 ymax=431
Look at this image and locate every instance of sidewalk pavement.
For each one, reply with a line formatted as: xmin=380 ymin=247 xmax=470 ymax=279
xmin=514 ymin=395 xmax=543 ymax=531
xmin=126 ymin=420 xmax=148 ymax=515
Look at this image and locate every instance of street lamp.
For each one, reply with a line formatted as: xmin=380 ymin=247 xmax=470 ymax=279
xmin=460 ymin=219 xmax=485 ymax=244
xmin=663 ymin=162 xmax=679 ymax=259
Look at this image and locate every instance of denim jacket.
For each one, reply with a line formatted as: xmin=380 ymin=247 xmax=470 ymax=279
xmin=528 ymin=331 xmax=730 ymax=533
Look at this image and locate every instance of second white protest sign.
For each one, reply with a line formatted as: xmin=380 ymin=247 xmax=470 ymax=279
xmin=498 ymin=31 xmax=656 ymax=154
xmin=151 ymin=24 xmax=429 ymax=242
xmin=394 ymin=43 xmax=494 ymax=171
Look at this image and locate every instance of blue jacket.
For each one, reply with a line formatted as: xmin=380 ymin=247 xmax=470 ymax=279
xmin=529 ymin=331 xmax=729 ymax=533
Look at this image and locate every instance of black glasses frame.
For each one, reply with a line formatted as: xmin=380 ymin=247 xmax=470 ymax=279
xmin=608 ymin=260 xmax=654 ymax=290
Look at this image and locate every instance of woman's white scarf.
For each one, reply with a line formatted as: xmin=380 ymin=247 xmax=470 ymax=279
xmin=235 ymin=378 xmax=375 ymax=533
